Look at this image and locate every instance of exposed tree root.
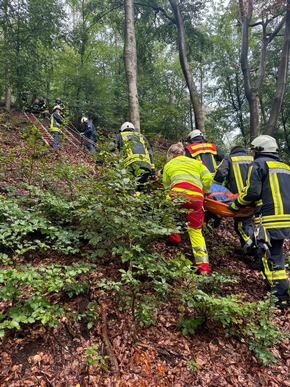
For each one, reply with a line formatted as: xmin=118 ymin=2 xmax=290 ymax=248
xmin=99 ymin=300 xmax=120 ymax=379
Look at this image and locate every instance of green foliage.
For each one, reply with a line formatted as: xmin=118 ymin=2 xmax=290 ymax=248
xmin=0 ymin=261 xmax=94 ymax=337
xmin=84 ymin=344 xmax=109 ymax=371
xmin=0 ymin=195 xmax=81 ymax=259
xmin=76 ymin=301 xmax=99 ymax=330
xmin=188 ymin=360 xmax=200 ymax=372
xmin=0 ymin=133 xmax=287 ymax=366
xmin=176 ymin=284 xmax=289 ymax=365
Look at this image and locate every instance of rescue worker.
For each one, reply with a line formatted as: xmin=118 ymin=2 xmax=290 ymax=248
xmin=185 ymin=130 xmax=225 ymax=228
xmin=184 ymin=129 xmax=225 ymax=174
xmin=50 ymin=105 xmax=64 ymax=150
xmin=228 ymin=135 xmax=290 ymax=309
xmin=31 ymin=96 xmax=49 ymax=118
xmin=110 ymin=121 xmax=156 ymax=192
xmin=55 ymin=98 xmax=66 ymax=116
xmin=163 ymin=142 xmax=213 ymax=274
xmin=81 ymin=117 xmax=97 ymax=153
xmin=213 ymin=146 xmax=254 ymax=253
xmin=21 ymin=91 xmax=29 ymax=111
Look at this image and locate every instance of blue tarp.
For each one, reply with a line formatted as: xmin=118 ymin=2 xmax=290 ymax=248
xmin=208 ymin=183 xmax=235 ymax=202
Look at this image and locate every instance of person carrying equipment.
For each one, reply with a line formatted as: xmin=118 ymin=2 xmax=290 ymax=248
xmin=50 ymin=105 xmax=64 ymax=150
xmin=163 ymin=142 xmax=213 ymax=275
xmin=213 ymin=145 xmax=254 ymax=253
xmin=228 ymin=135 xmax=290 ymax=310
xmin=110 ymin=121 xmax=156 ymax=192
xmin=81 ymin=117 xmax=97 ymax=153
xmin=184 ymin=129 xmax=225 ymax=174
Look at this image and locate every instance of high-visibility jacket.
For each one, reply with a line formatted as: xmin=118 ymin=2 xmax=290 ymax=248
xmin=163 ymin=155 xmax=213 ymax=198
xmin=50 ymin=111 xmax=63 ymax=132
xmin=113 ymin=130 xmax=154 ymax=170
xmin=214 ymin=147 xmax=253 ymax=194
xmin=234 ymin=152 xmax=290 ymax=240
xmin=185 ymin=137 xmax=224 ymax=173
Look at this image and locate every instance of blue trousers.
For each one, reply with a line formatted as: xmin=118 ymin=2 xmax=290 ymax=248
xmin=52 ymin=132 xmax=60 ymax=149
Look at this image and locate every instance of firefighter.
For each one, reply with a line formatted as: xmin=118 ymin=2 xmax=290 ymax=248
xmin=81 ymin=117 xmax=97 ymax=153
xmin=184 ymin=129 xmax=225 ymax=174
xmin=55 ymin=98 xmax=66 ymax=116
xmin=31 ymin=96 xmax=49 ymax=118
xmin=163 ymin=142 xmax=213 ymax=274
xmin=50 ymin=105 xmax=64 ymax=150
xmin=21 ymin=91 xmax=29 ymax=111
xmin=228 ymin=135 xmax=290 ymax=309
xmin=110 ymin=121 xmax=156 ymax=192
xmin=213 ymin=145 xmax=254 ymax=253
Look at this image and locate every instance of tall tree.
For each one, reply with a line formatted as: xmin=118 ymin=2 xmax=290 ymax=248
xmin=124 ymin=0 xmax=140 ymax=131
xmin=0 ymin=0 xmax=65 ymax=108
xmin=239 ymin=0 xmax=287 ymax=139
xmin=2 ymin=0 xmax=11 ymax=110
xmin=265 ymin=0 xmax=290 ymax=135
xmin=169 ymin=0 xmax=205 ymax=132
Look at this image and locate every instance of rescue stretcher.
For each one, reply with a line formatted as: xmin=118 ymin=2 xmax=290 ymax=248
xmin=204 ymin=184 xmax=254 ymax=218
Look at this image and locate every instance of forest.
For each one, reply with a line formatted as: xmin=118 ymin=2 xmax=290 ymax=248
xmin=1 ymin=0 xmax=290 ymax=152
xmin=1 ymin=1 xmax=290 ymax=386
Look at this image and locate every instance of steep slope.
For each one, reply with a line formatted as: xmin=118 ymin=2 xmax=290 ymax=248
xmin=0 ymin=111 xmax=289 ymax=387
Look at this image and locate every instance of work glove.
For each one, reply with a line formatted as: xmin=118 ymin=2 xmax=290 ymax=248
xmin=227 ymin=201 xmax=240 ymax=212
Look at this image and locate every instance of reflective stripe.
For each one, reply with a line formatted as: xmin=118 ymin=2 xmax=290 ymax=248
xmin=170 ymin=172 xmax=203 ymax=189
xmin=238 ymin=165 xmax=253 ymax=205
xmin=261 ymin=252 xmax=288 ymax=284
xmin=254 ymin=214 xmax=290 ymax=228
xmin=237 ymin=221 xmax=250 ymax=243
xmin=187 ymin=228 xmax=209 ymax=265
xmin=187 ymin=142 xmax=217 ymax=156
xmin=123 ymin=154 xmax=150 ymax=168
xmin=121 ymin=132 xmax=151 ymax=167
xmin=269 ymin=172 xmax=283 ymax=214
xmin=261 ymin=270 xmax=288 ymax=282
xmin=231 ymin=156 xmax=253 ymax=194
xmin=266 ymin=160 xmax=290 ymax=172
xmin=193 ymin=245 xmax=209 ymax=264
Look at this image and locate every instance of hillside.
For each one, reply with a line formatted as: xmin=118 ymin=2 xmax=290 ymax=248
xmin=0 ymin=111 xmax=290 ymax=387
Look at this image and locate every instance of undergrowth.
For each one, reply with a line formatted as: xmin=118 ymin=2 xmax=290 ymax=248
xmin=0 ymin=124 xmax=288 ymax=367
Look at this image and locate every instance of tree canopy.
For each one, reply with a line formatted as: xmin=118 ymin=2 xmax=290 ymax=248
xmin=1 ymin=0 xmax=290 ymax=154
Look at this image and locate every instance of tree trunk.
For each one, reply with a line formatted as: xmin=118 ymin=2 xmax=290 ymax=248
xmin=124 ymin=0 xmax=140 ymax=132
xmin=3 ymin=0 xmax=11 ymax=111
xmin=239 ymin=0 xmax=286 ymax=140
xmin=169 ymin=0 xmax=205 ymax=133
xmin=239 ymin=0 xmax=259 ymax=140
xmin=265 ymin=0 xmax=290 ymax=136
xmin=5 ymin=80 xmax=11 ymax=112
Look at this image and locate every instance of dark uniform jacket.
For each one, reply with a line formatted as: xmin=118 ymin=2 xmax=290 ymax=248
xmin=185 ymin=136 xmax=225 ymax=173
xmin=234 ymin=152 xmax=290 ymax=240
xmin=84 ymin=120 xmax=97 ymax=142
xmin=214 ymin=146 xmax=253 ymax=194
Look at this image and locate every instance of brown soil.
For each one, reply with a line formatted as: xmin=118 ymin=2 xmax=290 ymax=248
xmin=0 ymin=111 xmax=289 ymax=386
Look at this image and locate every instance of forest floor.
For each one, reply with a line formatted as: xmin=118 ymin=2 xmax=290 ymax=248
xmin=0 ymin=111 xmax=290 ymax=386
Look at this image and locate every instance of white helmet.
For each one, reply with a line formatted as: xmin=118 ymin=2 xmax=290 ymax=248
xmin=53 ymin=105 xmax=61 ymax=111
xmin=251 ymin=135 xmax=278 ymax=153
xmin=81 ymin=117 xmax=88 ymax=123
xmin=120 ymin=121 xmax=135 ymax=132
xmin=187 ymin=129 xmax=203 ymax=141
